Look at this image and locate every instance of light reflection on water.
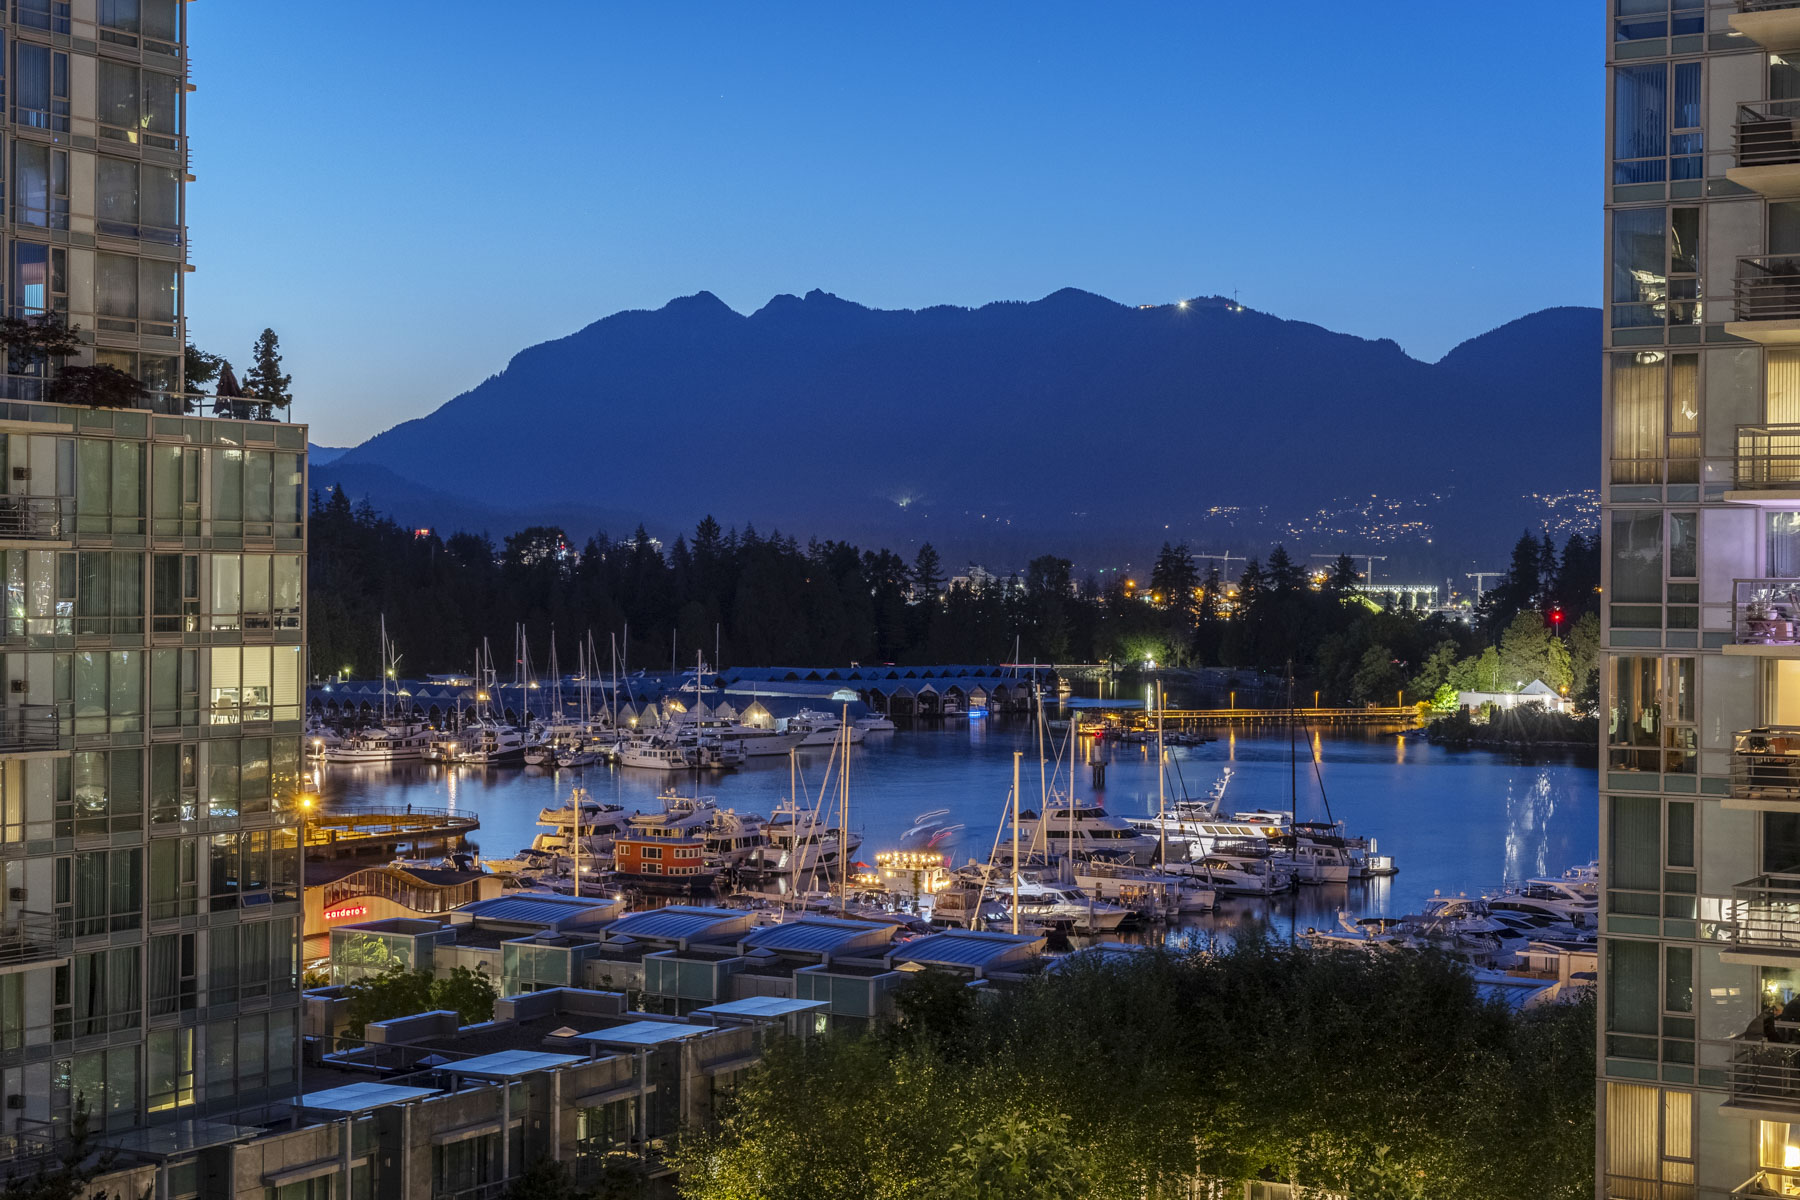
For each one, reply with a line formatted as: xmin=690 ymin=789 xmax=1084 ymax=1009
xmin=313 ymin=720 xmax=1597 ymax=941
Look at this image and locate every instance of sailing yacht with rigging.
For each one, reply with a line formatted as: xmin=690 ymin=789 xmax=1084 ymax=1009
xmin=323 ymin=617 xmax=432 ymax=764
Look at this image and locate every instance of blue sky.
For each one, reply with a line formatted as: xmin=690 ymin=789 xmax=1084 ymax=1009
xmin=187 ymin=3 xmax=1598 ymax=447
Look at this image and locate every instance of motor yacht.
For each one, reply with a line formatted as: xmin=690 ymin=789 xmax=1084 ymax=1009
xmin=1012 ymin=797 xmax=1160 ymax=867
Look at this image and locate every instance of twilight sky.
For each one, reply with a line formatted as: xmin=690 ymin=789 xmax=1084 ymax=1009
xmin=187 ymin=3 xmax=1597 ymax=447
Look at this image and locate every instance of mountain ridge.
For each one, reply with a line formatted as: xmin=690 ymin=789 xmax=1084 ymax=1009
xmin=322 ymin=290 xmax=1599 ymax=566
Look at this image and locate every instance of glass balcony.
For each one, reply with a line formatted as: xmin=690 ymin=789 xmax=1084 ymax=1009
xmin=1729 ymin=580 xmax=1800 ymax=655
xmin=1722 ymin=873 xmax=1800 ymax=961
xmin=1732 ymin=1168 xmax=1800 ymax=1197
xmin=1734 ymin=425 xmax=1800 ymax=501
xmin=1735 ymin=1 xmax=1800 ymax=54
xmin=0 ymin=705 xmax=63 ymax=754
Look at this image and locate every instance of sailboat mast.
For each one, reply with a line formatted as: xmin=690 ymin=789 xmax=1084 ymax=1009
xmin=1011 ymin=750 xmax=1021 ymax=935
xmin=1157 ymin=680 xmax=1166 ymax=868
xmin=839 ymin=709 xmax=850 ymax=917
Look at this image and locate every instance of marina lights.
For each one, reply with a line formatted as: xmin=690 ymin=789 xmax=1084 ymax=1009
xmin=876 ymin=850 xmax=947 ymax=871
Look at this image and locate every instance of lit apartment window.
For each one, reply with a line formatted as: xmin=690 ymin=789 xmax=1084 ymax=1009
xmin=1608 ymin=655 xmax=1695 ymax=772
xmin=1603 ymin=1083 xmax=1693 ymax=1196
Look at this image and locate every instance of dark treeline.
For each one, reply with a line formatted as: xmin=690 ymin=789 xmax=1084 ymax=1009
xmin=309 ymin=490 xmax=1598 ymax=706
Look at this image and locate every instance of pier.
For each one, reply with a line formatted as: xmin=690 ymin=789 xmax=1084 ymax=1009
xmin=303 ymin=806 xmax=481 ymax=858
xmin=1137 ymin=706 xmax=1421 ymax=729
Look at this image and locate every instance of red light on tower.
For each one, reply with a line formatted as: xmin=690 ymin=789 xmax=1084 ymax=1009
xmin=1549 ymin=606 xmax=1565 ymax=628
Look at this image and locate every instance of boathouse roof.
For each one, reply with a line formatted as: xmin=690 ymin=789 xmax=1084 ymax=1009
xmin=885 ymin=928 xmax=1045 ymax=976
xmin=450 ymin=893 xmax=621 ymax=930
xmin=738 ymin=916 xmax=898 ymax=958
xmin=601 ymin=905 xmax=755 ymax=948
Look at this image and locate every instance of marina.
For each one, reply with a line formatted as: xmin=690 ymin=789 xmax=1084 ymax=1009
xmin=305 ymin=714 xmax=1598 ymax=947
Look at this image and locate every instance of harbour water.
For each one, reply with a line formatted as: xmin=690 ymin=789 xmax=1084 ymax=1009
xmin=313 ymin=719 xmax=1598 ymax=942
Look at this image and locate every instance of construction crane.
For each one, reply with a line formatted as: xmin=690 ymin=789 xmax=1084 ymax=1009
xmin=1466 ymin=571 xmax=1504 ymax=598
xmin=1192 ymin=552 xmax=1245 ymax=575
xmin=1309 ymin=553 xmax=1387 ymax=583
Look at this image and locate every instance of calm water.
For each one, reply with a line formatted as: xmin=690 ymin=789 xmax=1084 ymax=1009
xmin=311 ymin=719 xmax=1598 ymax=942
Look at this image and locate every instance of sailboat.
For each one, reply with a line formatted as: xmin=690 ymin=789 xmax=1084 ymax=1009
xmin=323 ymin=617 xmax=431 ymax=764
xmin=454 ymin=640 xmax=527 ymax=765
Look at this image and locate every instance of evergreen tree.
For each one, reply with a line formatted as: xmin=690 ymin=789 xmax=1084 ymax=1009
xmin=912 ymin=543 xmax=944 ymax=599
xmin=244 ymin=327 xmax=293 ymax=417
xmin=1149 ymin=542 xmax=1200 ymax=617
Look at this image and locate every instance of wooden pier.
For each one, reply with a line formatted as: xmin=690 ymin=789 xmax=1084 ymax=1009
xmin=303 ymin=806 xmax=481 ymax=856
xmin=1128 ymin=706 xmax=1421 ymax=729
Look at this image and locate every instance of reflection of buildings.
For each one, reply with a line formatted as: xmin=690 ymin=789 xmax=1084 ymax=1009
xmin=1600 ymin=9 xmax=1800 ymax=1193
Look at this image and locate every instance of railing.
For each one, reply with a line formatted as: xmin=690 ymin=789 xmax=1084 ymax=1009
xmin=1740 ymin=102 xmax=1800 ymax=169
xmin=1733 ymin=729 xmax=1800 ymax=803
xmin=1736 ymin=424 xmax=1800 ymax=490
xmin=1737 ymin=255 xmax=1800 ymax=322
xmin=1744 ymin=0 xmax=1800 ymax=13
xmin=320 ymin=866 xmax=485 ymax=916
xmin=0 ymin=909 xmax=65 ymax=969
xmin=1708 ymin=1034 xmax=1800 ymax=1115
xmin=1733 ymin=578 xmax=1800 ymax=646
xmin=1724 ymin=873 xmax=1800 ymax=954
xmin=1732 ymin=1168 xmax=1799 ymax=1197
xmin=0 ymin=375 xmax=293 ymax=422
xmin=0 ymin=495 xmax=71 ymax=541
xmin=0 ymin=704 xmax=60 ymax=753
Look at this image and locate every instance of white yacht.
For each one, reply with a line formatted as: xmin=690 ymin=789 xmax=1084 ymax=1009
xmin=454 ymin=721 xmax=527 ymax=766
xmin=627 ymin=790 xmax=768 ymax=867
xmin=671 ymin=711 xmax=806 ymax=758
xmin=1165 ymin=854 xmax=1295 ymax=897
xmin=1486 ymin=877 xmax=1599 ymax=929
xmin=854 ymin=713 xmax=897 ymax=733
xmin=744 ymin=799 xmax=863 ymax=881
xmin=323 ymin=723 xmax=432 ymax=765
xmin=990 ymin=879 xmax=1129 ymax=933
xmin=787 ymin=709 xmax=865 ymax=747
xmin=1075 ymin=862 xmax=1215 ymax=914
xmin=616 ymin=734 xmax=692 ymax=771
xmin=1013 ymin=798 xmax=1160 ymax=867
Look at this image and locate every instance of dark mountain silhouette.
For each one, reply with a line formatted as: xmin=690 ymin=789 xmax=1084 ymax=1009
xmin=321 ymin=290 xmax=1598 ymax=565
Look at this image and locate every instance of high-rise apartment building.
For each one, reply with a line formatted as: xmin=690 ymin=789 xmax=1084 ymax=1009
xmin=0 ymin=0 xmax=312 ymax=1175
xmin=1598 ymin=2 xmax=1800 ymax=1195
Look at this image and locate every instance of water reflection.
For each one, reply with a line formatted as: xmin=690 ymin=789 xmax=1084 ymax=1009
xmin=312 ymin=723 xmax=1596 ymax=942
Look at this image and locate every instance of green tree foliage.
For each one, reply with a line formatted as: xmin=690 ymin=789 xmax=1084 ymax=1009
xmin=671 ymin=943 xmax=1595 ymax=1200
xmin=184 ymin=343 xmax=225 ymax=393
xmin=47 ymin=365 xmax=146 ymax=410
xmin=2 ymin=1105 xmax=132 ymax=1200
xmin=1498 ymin=610 xmax=1573 ymax=695
xmin=244 ymin=328 xmax=293 ymax=417
xmin=342 ymin=964 xmax=496 ymax=1038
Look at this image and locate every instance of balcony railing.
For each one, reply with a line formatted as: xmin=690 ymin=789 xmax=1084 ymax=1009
xmin=1737 ymin=424 xmax=1800 ymax=490
xmin=1732 ymin=1168 xmax=1800 ymax=1197
xmin=1733 ymin=729 xmax=1800 ymax=804
xmin=0 ymin=495 xmax=72 ymax=542
xmin=1745 ymin=1 xmax=1800 ymax=12
xmin=0 ymin=375 xmax=293 ymax=422
xmin=1733 ymin=579 xmax=1800 ymax=646
xmin=1738 ymin=255 xmax=1800 ymax=322
xmin=0 ymin=910 xmax=66 ymax=969
xmin=1724 ymin=872 xmax=1800 ymax=955
xmin=1708 ymin=1033 xmax=1800 ymax=1117
xmin=1740 ymin=101 xmax=1800 ymax=168
xmin=0 ymin=705 xmax=62 ymax=753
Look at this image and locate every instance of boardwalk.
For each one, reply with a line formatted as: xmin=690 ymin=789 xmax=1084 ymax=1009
xmin=1147 ymin=706 xmax=1421 ymax=728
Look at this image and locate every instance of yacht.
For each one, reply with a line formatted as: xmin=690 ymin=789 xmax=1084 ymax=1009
xmin=1165 ymin=854 xmax=1295 ymax=897
xmin=626 ymin=790 xmax=769 ymax=867
xmin=1486 ymin=877 xmax=1599 ymax=929
xmin=1398 ymin=896 xmax=1530 ymax=968
xmin=787 ymin=709 xmax=865 ymax=747
xmin=1012 ymin=798 xmax=1160 ymax=867
xmin=671 ymin=730 xmax=746 ymax=770
xmin=486 ymin=790 xmax=631 ymax=875
xmin=671 ymin=711 xmax=807 ymax=758
xmin=854 ymin=713 xmax=897 ymax=733
xmin=989 ymin=879 xmax=1129 ymax=933
xmin=1074 ymin=861 xmax=1215 ymax=915
xmin=454 ymin=721 xmax=528 ymax=766
xmin=323 ymin=723 xmax=433 ymax=765
xmin=743 ymin=799 xmax=863 ymax=882
xmin=616 ymin=734 xmax=692 ymax=771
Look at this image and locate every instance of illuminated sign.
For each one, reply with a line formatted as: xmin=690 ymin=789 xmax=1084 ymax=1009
xmin=323 ymin=905 xmax=368 ymax=921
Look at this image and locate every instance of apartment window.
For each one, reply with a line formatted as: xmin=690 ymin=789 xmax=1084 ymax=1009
xmin=70 ymin=945 xmax=140 ymax=1037
xmin=1614 ymin=61 xmax=1702 ymax=183
xmin=73 ymin=649 xmax=141 ymax=735
xmin=75 ymin=438 xmax=144 ymax=537
xmin=15 ymin=142 xmax=68 ymax=231
xmin=15 ymin=44 xmax=69 ymax=131
xmin=152 ymin=553 xmax=199 ymax=634
xmin=97 ymin=157 xmax=181 ymax=244
xmin=1611 ymin=351 xmax=1699 ymax=484
xmin=150 ymin=646 xmax=198 ymax=730
xmin=149 ymin=742 xmax=197 ymax=823
xmin=16 ymin=0 xmax=72 ymax=36
xmin=1612 ymin=205 xmax=1700 ymax=329
xmin=1604 ymin=1083 xmax=1694 ymax=1198
xmin=146 ymin=1027 xmax=195 ymax=1114
xmin=11 ymin=242 xmax=66 ymax=318
xmin=76 ymin=551 xmax=144 ymax=636
xmin=68 ymin=846 xmax=141 ymax=936
xmin=208 ymin=739 xmax=238 ymax=817
xmin=99 ymin=61 xmax=180 ymax=150
xmin=148 ymin=839 xmax=197 ymax=919
xmin=1614 ymin=0 xmax=1703 ymax=42
xmin=211 ymin=450 xmax=303 ymax=539
xmin=96 ymin=253 xmax=176 ymax=337
xmin=208 ymin=644 xmax=300 ymax=725
xmin=101 ymin=1 xmax=181 ymax=53
xmin=1611 ymin=511 xmax=1664 ymax=628
xmin=72 ymin=749 xmax=142 ymax=837
xmin=1609 ymin=657 xmax=1695 ymax=773
xmin=152 ymin=445 xmax=201 ymax=538
xmin=2 ymin=548 xmax=75 ymax=637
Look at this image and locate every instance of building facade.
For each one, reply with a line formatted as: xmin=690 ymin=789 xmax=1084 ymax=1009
xmin=0 ymin=0 xmax=313 ymax=1177
xmin=1602 ymin=2 xmax=1800 ymax=1195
